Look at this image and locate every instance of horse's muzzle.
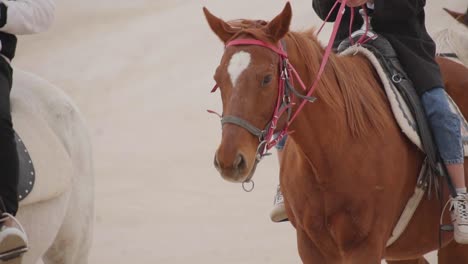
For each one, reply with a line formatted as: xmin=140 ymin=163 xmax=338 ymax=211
xmin=213 ymin=151 xmax=250 ymax=183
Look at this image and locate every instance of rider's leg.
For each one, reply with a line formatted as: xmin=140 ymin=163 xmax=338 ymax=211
xmin=421 ymin=87 xmax=468 ymax=243
xmin=0 ymin=56 xmax=27 ymax=262
xmin=0 ymin=56 xmax=18 ymax=218
xmin=270 ymin=135 xmax=288 ymax=222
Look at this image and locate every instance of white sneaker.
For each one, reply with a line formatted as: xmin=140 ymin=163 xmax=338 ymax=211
xmin=450 ymin=193 xmax=468 ymax=244
xmin=0 ymin=214 xmax=28 ymax=263
xmin=270 ymin=185 xmax=288 ymax=222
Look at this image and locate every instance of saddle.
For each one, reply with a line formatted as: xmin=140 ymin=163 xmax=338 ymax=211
xmin=337 ymin=30 xmax=468 ymax=195
xmin=14 ymin=132 xmax=35 ymax=202
xmin=2 ymin=118 xmax=59 ymax=205
xmin=12 ymin=119 xmax=73 ymax=205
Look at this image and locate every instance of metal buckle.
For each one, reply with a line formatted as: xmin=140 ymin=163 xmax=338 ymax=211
xmin=391 ymin=74 xmax=402 ymax=84
xmin=282 ymin=60 xmax=290 ymax=79
xmin=255 ymin=140 xmax=269 ymax=161
xmin=242 ymin=180 xmax=255 ymax=192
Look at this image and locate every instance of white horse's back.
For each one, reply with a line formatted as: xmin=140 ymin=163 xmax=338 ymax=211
xmin=10 ymin=69 xmax=94 ymax=264
xmin=434 ymin=27 xmax=468 ymax=66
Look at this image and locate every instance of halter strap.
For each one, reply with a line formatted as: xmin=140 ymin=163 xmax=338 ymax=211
xmin=221 ymin=116 xmax=266 ymax=139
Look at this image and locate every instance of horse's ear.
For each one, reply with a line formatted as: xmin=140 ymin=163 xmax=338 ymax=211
xmin=203 ymin=7 xmax=237 ymax=43
xmin=464 ymin=8 xmax=468 ymax=26
xmin=265 ymin=2 xmax=292 ymax=42
xmin=444 ymin=8 xmax=464 ymax=22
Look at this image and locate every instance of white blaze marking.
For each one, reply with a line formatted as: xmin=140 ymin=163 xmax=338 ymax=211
xmin=228 ymin=51 xmax=251 ymax=87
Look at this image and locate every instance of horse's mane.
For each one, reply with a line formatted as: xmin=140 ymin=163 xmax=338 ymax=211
xmin=287 ymin=30 xmax=392 ymax=137
xmin=227 ymin=20 xmax=392 ymax=137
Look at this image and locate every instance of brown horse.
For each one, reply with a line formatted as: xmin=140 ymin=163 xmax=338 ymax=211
xmin=205 ymin=3 xmax=468 ymax=263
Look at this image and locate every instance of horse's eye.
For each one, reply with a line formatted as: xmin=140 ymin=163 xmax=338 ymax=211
xmin=262 ymin=75 xmax=273 ymax=86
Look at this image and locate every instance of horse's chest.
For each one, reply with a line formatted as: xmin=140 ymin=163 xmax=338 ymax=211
xmin=287 ymin=190 xmax=375 ymax=252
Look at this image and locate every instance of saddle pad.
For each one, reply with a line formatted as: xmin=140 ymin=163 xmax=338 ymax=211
xmin=340 ymin=46 xmax=468 ymax=157
xmin=14 ymin=132 xmax=35 ymax=201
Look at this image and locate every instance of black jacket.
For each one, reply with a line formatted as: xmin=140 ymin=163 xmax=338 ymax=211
xmin=0 ymin=4 xmax=17 ymax=60
xmin=313 ymin=0 xmax=443 ymax=95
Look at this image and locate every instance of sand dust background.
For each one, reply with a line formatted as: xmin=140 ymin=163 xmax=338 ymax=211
xmin=12 ymin=1 xmax=464 ymax=263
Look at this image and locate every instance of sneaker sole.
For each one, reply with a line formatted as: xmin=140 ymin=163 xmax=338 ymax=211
xmin=1 ymin=253 xmax=24 ymax=264
xmin=453 ymin=232 xmax=468 ymax=244
xmin=0 ymin=232 xmax=28 ymax=263
xmin=270 ymin=204 xmax=289 ymax=223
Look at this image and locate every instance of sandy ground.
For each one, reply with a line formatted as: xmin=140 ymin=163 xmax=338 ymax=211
xmin=11 ymin=0 xmax=465 ymax=263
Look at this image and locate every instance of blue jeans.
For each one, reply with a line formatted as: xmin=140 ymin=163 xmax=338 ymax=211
xmin=275 ymin=134 xmax=288 ymax=151
xmin=422 ymin=88 xmax=464 ymax=164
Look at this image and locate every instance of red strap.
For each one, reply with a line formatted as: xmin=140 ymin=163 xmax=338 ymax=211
xmin=356 ymin=6 xmax=371 ymax=45
xmin=227 ymin=39 xmax=288 ymax=58
xmin=349 ymin=7 xmax=356 ymax=45
xmin=287 ymin=0 xmax=349 ymax=126
xmin=207 ymin=109 xmax=222 ymax=118
xmin=317 ymin=0 xmax=340 ymax=35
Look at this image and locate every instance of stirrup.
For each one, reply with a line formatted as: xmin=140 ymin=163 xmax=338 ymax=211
xmin=0 ymin=213 xmax=29 ymax=261
xmin=0 ymin=247 xmax=28 ymax=261
xmin=440 ymin=198 xmax=454 ymax=232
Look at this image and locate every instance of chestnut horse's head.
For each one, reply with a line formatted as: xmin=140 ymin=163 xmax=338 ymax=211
xmin=444 ymin=7 xmax=468 ymax=27
xmin=203 ymin=3 xmax=292 ymax=183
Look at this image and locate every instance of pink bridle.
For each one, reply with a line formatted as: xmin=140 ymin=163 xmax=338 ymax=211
xmin=210 ymin=39 xmax=298 ymax=161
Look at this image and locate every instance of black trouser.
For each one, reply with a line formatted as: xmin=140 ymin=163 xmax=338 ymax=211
xmin=0 ymin=56 xmax=18 ymax=215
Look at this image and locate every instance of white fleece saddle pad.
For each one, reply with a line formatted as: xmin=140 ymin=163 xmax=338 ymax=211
xmin=340 ymin=46 xmax=468 ymax=157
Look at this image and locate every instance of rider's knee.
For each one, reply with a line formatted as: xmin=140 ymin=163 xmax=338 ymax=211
xmin=421 ymin=87 xmax=459 ymax=124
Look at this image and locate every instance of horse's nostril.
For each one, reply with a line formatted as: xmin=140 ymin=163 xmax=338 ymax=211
xmin=234 ymin=153 xmax=246 ymax=170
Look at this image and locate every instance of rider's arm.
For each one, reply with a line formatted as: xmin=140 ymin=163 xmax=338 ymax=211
xmin=314 ymin=0 xmax=425 ymax=22
xmin=312 ymin=0 xmax=339 ymax=21
xmin=0 ymin=0 xmax=55 ymax=35
xmin=372 ymin=0 xmax=425 ymax=21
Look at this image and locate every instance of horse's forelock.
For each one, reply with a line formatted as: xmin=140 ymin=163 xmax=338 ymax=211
xmin=224 ymin=19 xmax=276 ymax=44
xmin=227 ymin=19 xmax=268 ymax=30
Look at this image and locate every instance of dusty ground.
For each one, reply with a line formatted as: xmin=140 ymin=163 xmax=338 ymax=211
xmin=13 ymin=0 xmax=465 ymax=263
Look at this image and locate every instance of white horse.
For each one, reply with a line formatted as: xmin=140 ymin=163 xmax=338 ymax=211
xmin=434 ymin=27 xmax=468 ymax=66
xmin=9 ymin=69 xmax=94 ymax=264
xmin=433 ymin=6 xmax=468 ymax=66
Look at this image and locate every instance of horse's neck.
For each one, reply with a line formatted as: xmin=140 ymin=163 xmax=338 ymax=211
xmin=285 ymin=41 xmax=352 ymax=147
xmin=286 ymin=54 xmax=350 ymax=175
xmin=287 ymin=96 xmax=350 ymax=176
xmin=285 ymin=43 xmax=388 ymax=180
